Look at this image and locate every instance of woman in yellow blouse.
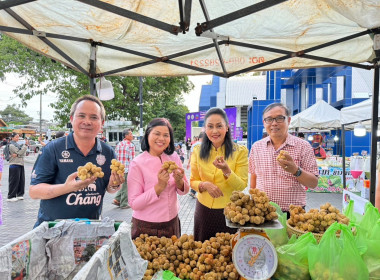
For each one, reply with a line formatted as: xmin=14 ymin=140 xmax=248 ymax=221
xmin=190 ymin=107 xmax=248 ymax=241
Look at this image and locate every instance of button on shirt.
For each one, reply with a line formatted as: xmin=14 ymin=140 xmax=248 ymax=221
xmin=128 ymin=151 xmax=189 ymax=223
xmin=115 ymin=139 xmax=135 ymax=173
xmin=31 ymin=132 xmax=116 ymax=227
xmin=249 ymin=134 xmax=319 ymax=211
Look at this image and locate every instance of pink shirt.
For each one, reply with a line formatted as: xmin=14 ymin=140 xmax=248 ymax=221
xmin=249 ymin=134 xmax=319 ymax=211
xmin=128 ymin=151 xmax=189 ymax=223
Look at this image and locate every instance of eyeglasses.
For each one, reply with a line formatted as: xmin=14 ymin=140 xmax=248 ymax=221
xmin=263 ymin=116 xmax=286 ymax=124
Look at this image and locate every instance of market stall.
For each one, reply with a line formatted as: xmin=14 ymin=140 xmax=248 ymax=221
xmin=1 ymin=1 xmax=380 ymax=279
xmin=340 ymin=99 xmax=380 ymax=198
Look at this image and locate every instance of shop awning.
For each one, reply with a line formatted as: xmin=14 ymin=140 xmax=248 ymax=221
xmin=0 ymin=0 xmax=379 ymax=78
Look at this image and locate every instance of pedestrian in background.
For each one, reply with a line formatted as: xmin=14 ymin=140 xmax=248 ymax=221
xmin=7 ymin=133 xmax=28 ymax=202
xmin=0 ymin=144 xmax=3 ymax=186
xmin=249 ymin=103 xmax=319 ymax=218
xmin=175 ymin=143 xmax=185 ymax=164
xmin=185 ymin=138 xmax=191 ymax=159
xmin=128 ymin=118 xmax=189 ymax=239
xmin=190 ymin=108 xmax=248 ymax=241
xmin=29 ymin=95 xmax=124 ymax=227
xmin=0 ymin=145 xmax=3 ymax=225
xmin=112 ymin=128 xmax=135 ymax=209
xmin=187 ymin=132 xmax=205 ymax=198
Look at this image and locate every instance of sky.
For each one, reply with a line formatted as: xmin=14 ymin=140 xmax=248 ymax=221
xmin=0 ymin=74 xmax=212 ymax=122
xmin=185 ymin=75 xmax=212 ymax=112
xmin=0 ymin=73 xmax=57 ymax=122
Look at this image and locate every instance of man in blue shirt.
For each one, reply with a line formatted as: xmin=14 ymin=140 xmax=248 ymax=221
xmin=30 ymin=95 xmax=125 ymax=227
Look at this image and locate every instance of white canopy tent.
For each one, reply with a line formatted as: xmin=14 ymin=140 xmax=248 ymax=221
xmin=289 ymin=100 xmax=341 ymax=130
xmin=341 ymin=99 xmax=380 ymax=128
xmin=1 ymin=0 xmax=380 ymax=203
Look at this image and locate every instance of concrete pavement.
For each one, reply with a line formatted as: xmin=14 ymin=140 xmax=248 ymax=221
xmin=0 ymin=154 xmax=343 ymax=247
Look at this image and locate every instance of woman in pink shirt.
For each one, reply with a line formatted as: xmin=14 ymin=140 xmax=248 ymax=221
xmin=128 ymin=118 xmax=189 ymax=239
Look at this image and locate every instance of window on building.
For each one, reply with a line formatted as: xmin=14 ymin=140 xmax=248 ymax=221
xmin=301 ymin=83 xmax=307 ymax=111
xmin=280 ymin=88 xmax=286 ymax=104
xmin=328 ymin=83 xmax=332 ymax=104
xmin=316 ymin=88 xmax=323 ymax=102
xmin=337 ymin=76 xmax=345 ymax=101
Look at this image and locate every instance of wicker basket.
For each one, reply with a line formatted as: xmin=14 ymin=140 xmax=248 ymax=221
xmin=286 ymin=220 xmax=339 ymax=243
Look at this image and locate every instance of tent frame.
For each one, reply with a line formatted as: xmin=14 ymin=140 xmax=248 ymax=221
xmin=1 ymin=0 xmax=380 ymax=204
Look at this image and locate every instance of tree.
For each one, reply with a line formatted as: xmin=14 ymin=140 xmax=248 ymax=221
xmin=0 ymin=104 xmax=33 ymax=125
xmin=0 ymin=35 xmax=194 ymax=137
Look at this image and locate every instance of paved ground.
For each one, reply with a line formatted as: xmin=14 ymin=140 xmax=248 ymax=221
xmin=0 ymin=153 xmax=343 ymax=247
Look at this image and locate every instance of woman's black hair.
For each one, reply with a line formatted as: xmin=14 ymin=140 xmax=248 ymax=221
xmin=141 ymin=118 xmax=175 ymax=155
xmin=200 ymin=107 xmax=234 ymax=161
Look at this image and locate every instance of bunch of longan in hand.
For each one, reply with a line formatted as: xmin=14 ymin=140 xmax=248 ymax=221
xmin=110 ymin=159 xmax=125 ymax=175
xmin=224 ymin=189 xmax=278 ymax=226
xmin=276 ymin=150 xmax=288 ymax=161
xmin=288 ymin=203 xmax=349 ymax=233
xmin=77 ymin=162 xmax=104 ymax=180
xmin=215 ymin=156 xmax=223 ymax=163
xmin=162 ymin=161 xmax=179 ymax=173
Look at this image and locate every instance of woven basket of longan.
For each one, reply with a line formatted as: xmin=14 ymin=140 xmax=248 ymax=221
xmin=286 ymin=203 xmax=349 ymax=242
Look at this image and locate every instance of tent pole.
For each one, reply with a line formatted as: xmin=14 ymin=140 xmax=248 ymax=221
xmin=342 ymin=124 xmax=346 ymax=189
xmin=370 ymin=66 xmax=379 ymax=205
xmin=89 ymin=43 xmax=97 ymax=96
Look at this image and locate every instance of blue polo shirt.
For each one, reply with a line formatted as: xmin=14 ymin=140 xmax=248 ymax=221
xmin=31 ymin=132 xmax=116 ymax=227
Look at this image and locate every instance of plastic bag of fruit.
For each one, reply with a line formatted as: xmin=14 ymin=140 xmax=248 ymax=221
xmin=358 ymin=204 xmax=380 ymax=278
xmin=265 ymin=202 xmax=289 ymax=248
xmin=273 ymin=232 xmax=317 ymax=280
xmin=308 ymin=222 xmax=369 ymax=280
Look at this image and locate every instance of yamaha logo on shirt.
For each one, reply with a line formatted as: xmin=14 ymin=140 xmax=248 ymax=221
xmin=60 ymin=150 xmax=73 ymax=163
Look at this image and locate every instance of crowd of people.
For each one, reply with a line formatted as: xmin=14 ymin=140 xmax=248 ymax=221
xmin=0 ymin=96 xmax=379 ymax=239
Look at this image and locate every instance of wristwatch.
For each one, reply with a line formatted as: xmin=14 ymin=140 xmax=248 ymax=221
xmin=294 ymin=167 xmax=302 ymax=177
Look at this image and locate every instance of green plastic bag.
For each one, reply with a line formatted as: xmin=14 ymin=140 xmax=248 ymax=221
xmin=362 ymin=219 xmax=380 ymax=279
xmin=308 ymin=222 xmax=369 ymax=280
xmin=265 ymin=202 xmax=289 ymax=248
xmin=152 ymin=270 xmax=182 ymax=280
xmin=343 ymin=200 xmax=364 ymax=224
xmin=273 ymin=232 xmax=317 ymax=280
xmin=359 ymin=203 xmax=380 ymax=235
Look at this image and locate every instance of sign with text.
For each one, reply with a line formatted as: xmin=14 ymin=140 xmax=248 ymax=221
xmin=307 ymin=167 xmax=364 ymax=193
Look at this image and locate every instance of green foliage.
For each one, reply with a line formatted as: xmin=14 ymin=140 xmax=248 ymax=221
xmin=0 ymin=104 xmax=33 ymax=125
xmin=0 ymin=34 xmax=194 ymax=136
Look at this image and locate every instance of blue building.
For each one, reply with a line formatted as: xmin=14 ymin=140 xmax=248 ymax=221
xmin=197 ymin=67 xmax=373 ymax=156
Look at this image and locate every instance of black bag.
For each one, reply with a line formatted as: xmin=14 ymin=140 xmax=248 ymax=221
xmin=3 ymin=144 xmax=10 ymax=161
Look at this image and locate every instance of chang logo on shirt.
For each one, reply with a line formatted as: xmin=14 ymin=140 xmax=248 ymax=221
xmin=66 ymin=184 xmax=101 ymax=206
xmin=59 ymin=150 xmax=73 ymax=163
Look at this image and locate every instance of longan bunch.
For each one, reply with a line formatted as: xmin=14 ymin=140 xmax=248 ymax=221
xmin=224 ymin=189 xmax=278 ymax=226
xmin=288 ymin=203 xmax=349 ymax=233
xmin=276 ymin=150 xmax=288 ymax=161
xmin=77 ymin=162 xmax=104 ymax=180
xmin=110 ymin=159 xmax=125 ymax=175
xmin=110 ymin=159 xmax=125 ymax=185
xmin=162 ymin=161 xmax=179 ymax=173
xmin=215 ymin=156 xmax=223 ymax=163
xmin=274 ymin=256 xmax=310 ymax=280
xmin=309 ymin=262 xmax=345 ymax=280
xmin=133 ymin=233 xmax=238 ymax=280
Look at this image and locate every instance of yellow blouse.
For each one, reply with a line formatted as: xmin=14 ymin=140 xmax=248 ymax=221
xmin=190 ymin=144 xmax=248 ymax=209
